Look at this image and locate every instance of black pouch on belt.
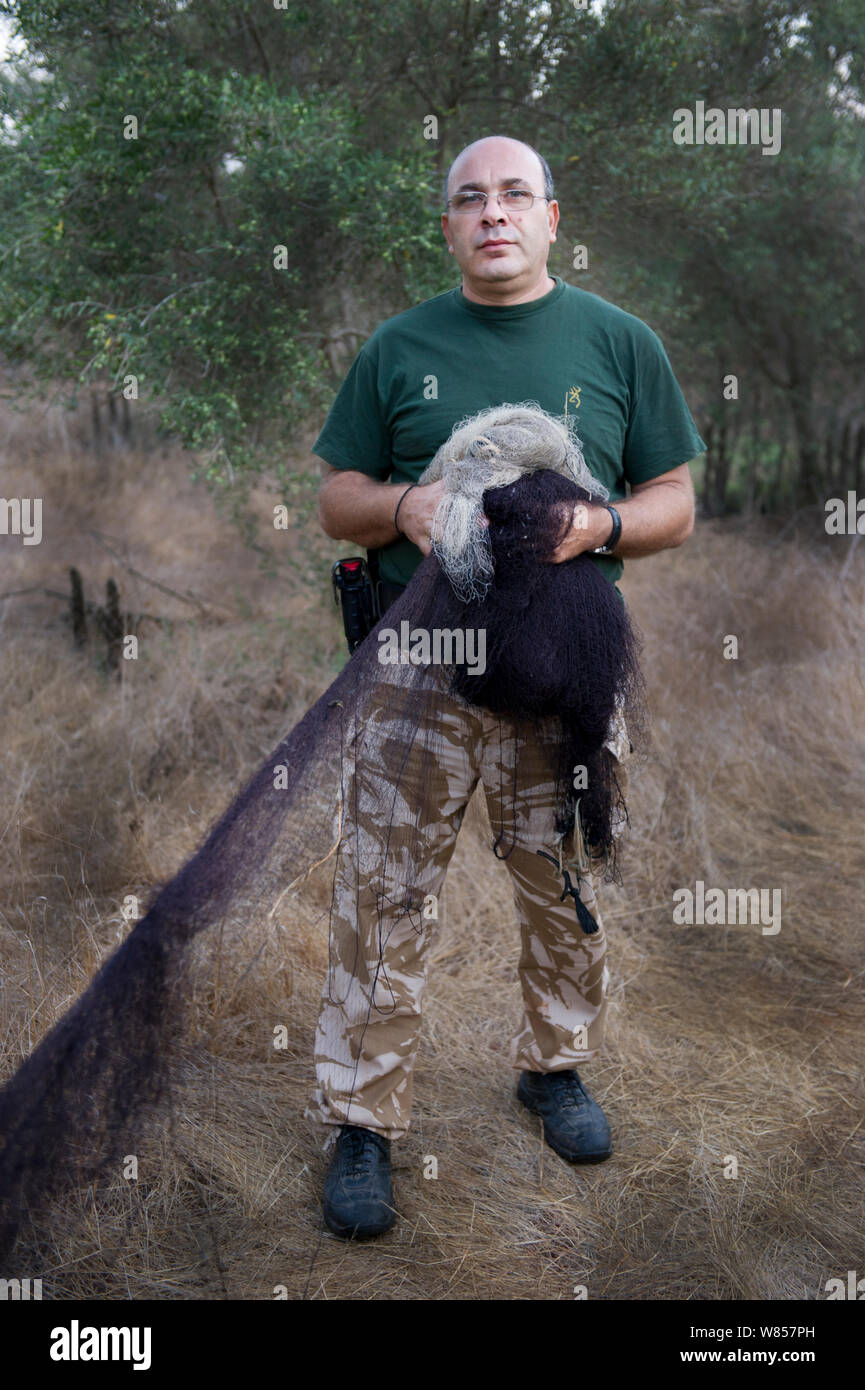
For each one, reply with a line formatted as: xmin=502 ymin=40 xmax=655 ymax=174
xmin=331 ymin=556 xmax=379 ymax=653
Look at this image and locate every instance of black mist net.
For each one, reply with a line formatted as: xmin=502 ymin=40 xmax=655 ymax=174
xmin=0 ymin=405 xmax=645 ymax=1258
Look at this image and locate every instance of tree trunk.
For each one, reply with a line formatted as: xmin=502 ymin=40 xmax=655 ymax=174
xmin=789 ymin=385 xmax=820 ymax=506
xmin=702 ymin=418 xmax=731 ymax=517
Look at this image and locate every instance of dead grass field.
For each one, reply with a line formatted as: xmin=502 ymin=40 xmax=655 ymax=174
xmin=2 ymin=384 xmax=864 ymax=1301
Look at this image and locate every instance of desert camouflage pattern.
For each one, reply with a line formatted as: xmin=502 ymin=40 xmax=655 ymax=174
xmin=308 ymin=658 xmax=630 ymax=1142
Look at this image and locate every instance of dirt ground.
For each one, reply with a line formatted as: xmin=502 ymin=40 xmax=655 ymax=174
xmin=2 ymin=384 xmax=863 ymax=1300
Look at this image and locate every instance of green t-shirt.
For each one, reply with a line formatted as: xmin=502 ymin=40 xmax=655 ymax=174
xmin=313 ymin=275 xmax=706 ymax=590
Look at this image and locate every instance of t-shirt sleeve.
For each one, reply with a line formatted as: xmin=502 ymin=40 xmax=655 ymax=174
xmin=311 ymin=340 xmax=392 ymax=480
xmin=622 ymin=326 xmax=706 ymax=485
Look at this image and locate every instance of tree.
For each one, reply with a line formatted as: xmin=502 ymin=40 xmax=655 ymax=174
xmin=1 ymin=0 xmax=863 ymax=509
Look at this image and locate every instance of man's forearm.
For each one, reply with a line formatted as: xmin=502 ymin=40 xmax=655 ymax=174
xmin=318 ymin=463 xmax=447 ymax=556
xmin=550 ymin=462 xmax=696 ymax=563
xmin=318 ymin=466 xmax=411 ymax=549
xmin=597 ymin=477 xmax=694 ymax=558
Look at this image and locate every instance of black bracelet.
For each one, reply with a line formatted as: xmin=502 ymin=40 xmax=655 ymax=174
xmin=592 ymin=504 xmax=622 ymax=555
xmin=393 ymin=482 xmax=418 ymax=538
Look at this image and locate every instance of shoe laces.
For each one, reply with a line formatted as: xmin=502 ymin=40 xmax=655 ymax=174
xmin=341 ymin=1126 xmax=385 ymax=1179
xmin=546 ymin=1071 xmax=586 ymax=1109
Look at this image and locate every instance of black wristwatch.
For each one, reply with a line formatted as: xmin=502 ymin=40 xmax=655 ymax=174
xmin=592 ymin=504 xmax=622 ymax=555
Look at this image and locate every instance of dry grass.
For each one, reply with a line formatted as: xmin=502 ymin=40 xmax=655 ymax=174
xmin=1 ymin=380 xmax=863 ymax=1301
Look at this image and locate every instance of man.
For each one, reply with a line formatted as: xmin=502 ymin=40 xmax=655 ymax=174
xmin=312 ymin=134 xmax=703 ymax=1239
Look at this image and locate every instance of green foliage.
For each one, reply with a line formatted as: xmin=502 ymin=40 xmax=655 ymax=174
xmin=1 ymin=0 xmax=863 ymax=510
xmin=538 ymin=0 xmax=865 ymax=508
xmin=0 ymin=2 xmax=452 ymax=482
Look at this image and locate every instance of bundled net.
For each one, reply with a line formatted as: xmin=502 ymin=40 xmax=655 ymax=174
xmin=424 ymin=403 xmax=606 ymax=602
xmin=0 ymin=404 xmax=645 ymax=1259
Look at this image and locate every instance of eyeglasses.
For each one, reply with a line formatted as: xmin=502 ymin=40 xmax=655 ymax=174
xmin=446 ymin=189 xmax=551 ymax=214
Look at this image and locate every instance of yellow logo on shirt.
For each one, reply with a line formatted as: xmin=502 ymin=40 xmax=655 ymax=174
xmin=564 ymin=385 xmax=582 ymax=413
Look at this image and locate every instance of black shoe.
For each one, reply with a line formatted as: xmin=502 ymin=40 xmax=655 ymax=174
xmin=517 ymin=1069 xmax=612 ymax=1163
xmin=322 ymin=1124 xmax=396 ymax=1239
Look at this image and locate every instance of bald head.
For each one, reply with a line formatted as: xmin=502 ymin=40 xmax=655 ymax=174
xmin=442 ymin=135 xmax=554 ymax=208
xmin=440 ymin=134 xmax=560 ymax=305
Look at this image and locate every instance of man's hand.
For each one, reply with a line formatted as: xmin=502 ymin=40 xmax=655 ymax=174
xmin=548 ymin=502 xmax=613 ymax=562
xmin=547 ymin=462 xmax=696 ymax=563
xmin=395 ymin=479 xmax=447 ymax=556
xmin=318 ymin=464 xmax=444 ymax=551
xmin=318 ymin=464 xmax=482 ymax=555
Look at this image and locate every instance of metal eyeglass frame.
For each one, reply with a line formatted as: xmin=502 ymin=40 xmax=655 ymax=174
xmin=445 ymin=190 xmax=552 ymax=213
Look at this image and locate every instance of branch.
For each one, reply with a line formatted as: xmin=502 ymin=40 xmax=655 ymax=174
xmin=0 ymin=585 xmax=181 ymax=624
xmin=83 ymin=530 xmax=235 ymax=617
xmin=139 ymin=281 xmax=209 ymax=328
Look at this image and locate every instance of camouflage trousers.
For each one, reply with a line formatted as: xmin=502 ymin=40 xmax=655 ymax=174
xmin=308 ymin=667 xmax=630 ymax=1143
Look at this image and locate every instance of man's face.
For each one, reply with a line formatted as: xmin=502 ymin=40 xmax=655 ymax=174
xmin=441 ymin=138 xmax=559 ymax=297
